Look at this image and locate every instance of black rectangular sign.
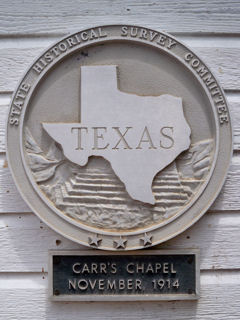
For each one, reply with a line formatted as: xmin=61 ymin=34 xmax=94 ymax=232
xmin=49 ymin=250 xmax=199 ymax=301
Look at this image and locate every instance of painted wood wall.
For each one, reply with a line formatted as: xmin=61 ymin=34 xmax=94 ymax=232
xmin=0 ymin=1 xmax=240 ymax=318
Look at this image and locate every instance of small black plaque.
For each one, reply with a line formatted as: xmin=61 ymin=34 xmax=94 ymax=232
xmin=49 ymin=250 xmax=199 ymax=301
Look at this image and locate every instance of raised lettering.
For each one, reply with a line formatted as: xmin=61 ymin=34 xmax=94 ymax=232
xmin=44 ymin=52 xmax=53 ymax=62
xmin=135 ymin=279 xmax=142 ymax=290
xmin=136 ymin=263 xmax=144 ymax=273
xmin=51 ymin=46 xmax=60 ymax=57
xmin=20 ymin=83 xmax=31 ymax=93
xmin=33 ymin=62 xmax=43 ymax=74
xmin=167 ymin=38 xmax=177 ymax=49
xmin=121 ymin=26 xmax=128 ymax=36
xmin=59 ymin=42 xmax=67 ymax=52
xmin=130 ymin=27 xmax=138 ymax=37
xmin=98 ymin=27 xmax=107 ymax=38
xmin=184 ymin=52 xmax=193 ymax=61
xmin=191 ymin=58 xmax=200 ymax=68
xmin=127 ymin=279 xmax=133 ymax=289
xmin=171 ymin=263 xmax=177 ymax=274
xmin=13 ymin=101 xmax=23 ymax=110
xmin=89 ymin=279 xmax=97 ymax=290
xmin=68 ymin=279 xmax=76 ymax=290
xmin=220 ymin=114 xmax=228 ymax=124
xmin=100 ymin=263 xmax=107 ymax=274
xmin=90 ymin=29 xmax=98 ymax=40
xmin=78 ymin=279 xmax=88 ymax=290
xmin=203 ymin=74 xmax=215 ymax=87
xmin=91 ymin=263 xmax=98 ymax=274
xmin=66 ymin=37 xmax=77 ymax=47
xmin=157 ymin=34 xmax=166 ymax=46
xmin=139 ymin=28 xmax=148 ymax=39
xmin=74 ymin=34 xmax=81 ymax=43
xmin=107 ymin=279 xmax=116 ymax=290
xmin=163 ymin=262 xmax=169 ymax=273
xmin=110 ymin=263 xmax=117 ymax=274
xmin=149 ymin=31 xmax=158 ymax=41
xmin=98 ymin=279 xmax=105 ymax=290
xmin=155 ymin=263 xmax=161 ymax=273
xmin=72 ymin=262 xmax=81 ymax=274
xmin=197 ymin=65 xmax=208 ymax=77
xmin=119 ymin=279 xmax=125 ymax=290
xmin=9 ymin=118 xmax=19 ymax=126
xmin=217 ymin=104 xmax=227 ymax=113
xmin=81 ymin=263 xmax=90 ymax=273
xmin=145 ymin=263 xmax=154 ymax=273
xmin=126 ymin=263 xmax=134 ymax=274
xmin=81 ymin=32 xmax=89 ymax=41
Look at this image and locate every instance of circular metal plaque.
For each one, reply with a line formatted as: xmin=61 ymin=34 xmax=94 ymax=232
xmin=7 ymin=25 xmax=232 ymax=250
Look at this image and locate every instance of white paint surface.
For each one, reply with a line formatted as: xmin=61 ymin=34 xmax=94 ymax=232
xmin=1 ymin=0 xmax=240 ymax=318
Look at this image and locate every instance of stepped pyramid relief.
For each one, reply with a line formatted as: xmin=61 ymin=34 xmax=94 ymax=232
xmin=24 ymin=65 xmax=214 ymax=231
xmin=54 ymin=161 xmax=194 ymax=230
xmin=25 ymin=127 xmax=213 ymax=230
xmin=42 ymin=66 xmax=191 ymax=205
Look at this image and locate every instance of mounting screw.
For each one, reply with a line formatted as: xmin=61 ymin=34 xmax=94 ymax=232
xmin=54 ymin=289 xmax=60 ymax=296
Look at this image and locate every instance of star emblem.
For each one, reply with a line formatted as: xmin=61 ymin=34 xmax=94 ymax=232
xmin=88 ymin=234 xmax=102 ymax=247
xmin=114 ymin=236 xmax=127 ymax=249
xmin=140 ymin=233 xmax=153 ymax=246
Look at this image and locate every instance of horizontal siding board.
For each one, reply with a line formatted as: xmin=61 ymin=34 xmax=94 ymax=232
xmin=0 ymin=105 xmax=7 ymax=153
xmin=211 ymin=154 xmax=240 ymax=211
xmin=229 ymin=98 xmax=240 ymax=151
xmin=0 ymin=46 xmax=240 ymax=92
xmin=0 ymin=1 xmax=240 ymax=318
xmin=0 ymin=271 xmax=239 ymax=319
xmin=196 ymin=47 xmax=240 ymax=90
xmin=0 ymin=212 xmax=239 ymax=272
xmin=0 ymin=0 xmax=240 ymax=35
xmin=0 ymin=160 xmax=31 ymax=213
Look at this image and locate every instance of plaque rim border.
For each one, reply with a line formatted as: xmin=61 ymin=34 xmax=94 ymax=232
xmin=48 ymin=249 xmax=200 ymax=301
xmin=20 ymin=35 xmax=219 ymax=236
xmin=6 ymin=24 xmax=233 ymax=250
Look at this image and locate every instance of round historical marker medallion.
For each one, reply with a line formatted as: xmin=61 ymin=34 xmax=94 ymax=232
xmin=7 ymin=25 xmax=232 ymax=250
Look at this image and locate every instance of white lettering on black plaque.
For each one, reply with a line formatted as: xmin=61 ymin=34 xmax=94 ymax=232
xmin=49 ymin=250 xmax=199 ymax=301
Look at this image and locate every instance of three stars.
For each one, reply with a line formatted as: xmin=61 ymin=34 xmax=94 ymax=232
xmin=88 ymin=233 xmax=153 ymax=248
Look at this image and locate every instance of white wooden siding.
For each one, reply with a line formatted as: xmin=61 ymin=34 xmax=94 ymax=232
xmin=0 ymin=0 xmax=240 ymax=318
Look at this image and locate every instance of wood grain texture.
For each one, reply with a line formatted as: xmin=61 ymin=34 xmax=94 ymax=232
xmin=1 ymin=1 xmax=240 ymax=317
xmin=0 ymin=105 xmax=7 ymax=153
xmin=0 ymin=271 xmax=239 ymax=319
xmin=0 ymin=0 xmax=240 ymax=35
xmin=229 ymin=97 xmax=240 ymax=151
xmin=0 ymin=46 xmax=240 ymax=92
xmin=0 ymin=212 xmax=239 ymax=272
